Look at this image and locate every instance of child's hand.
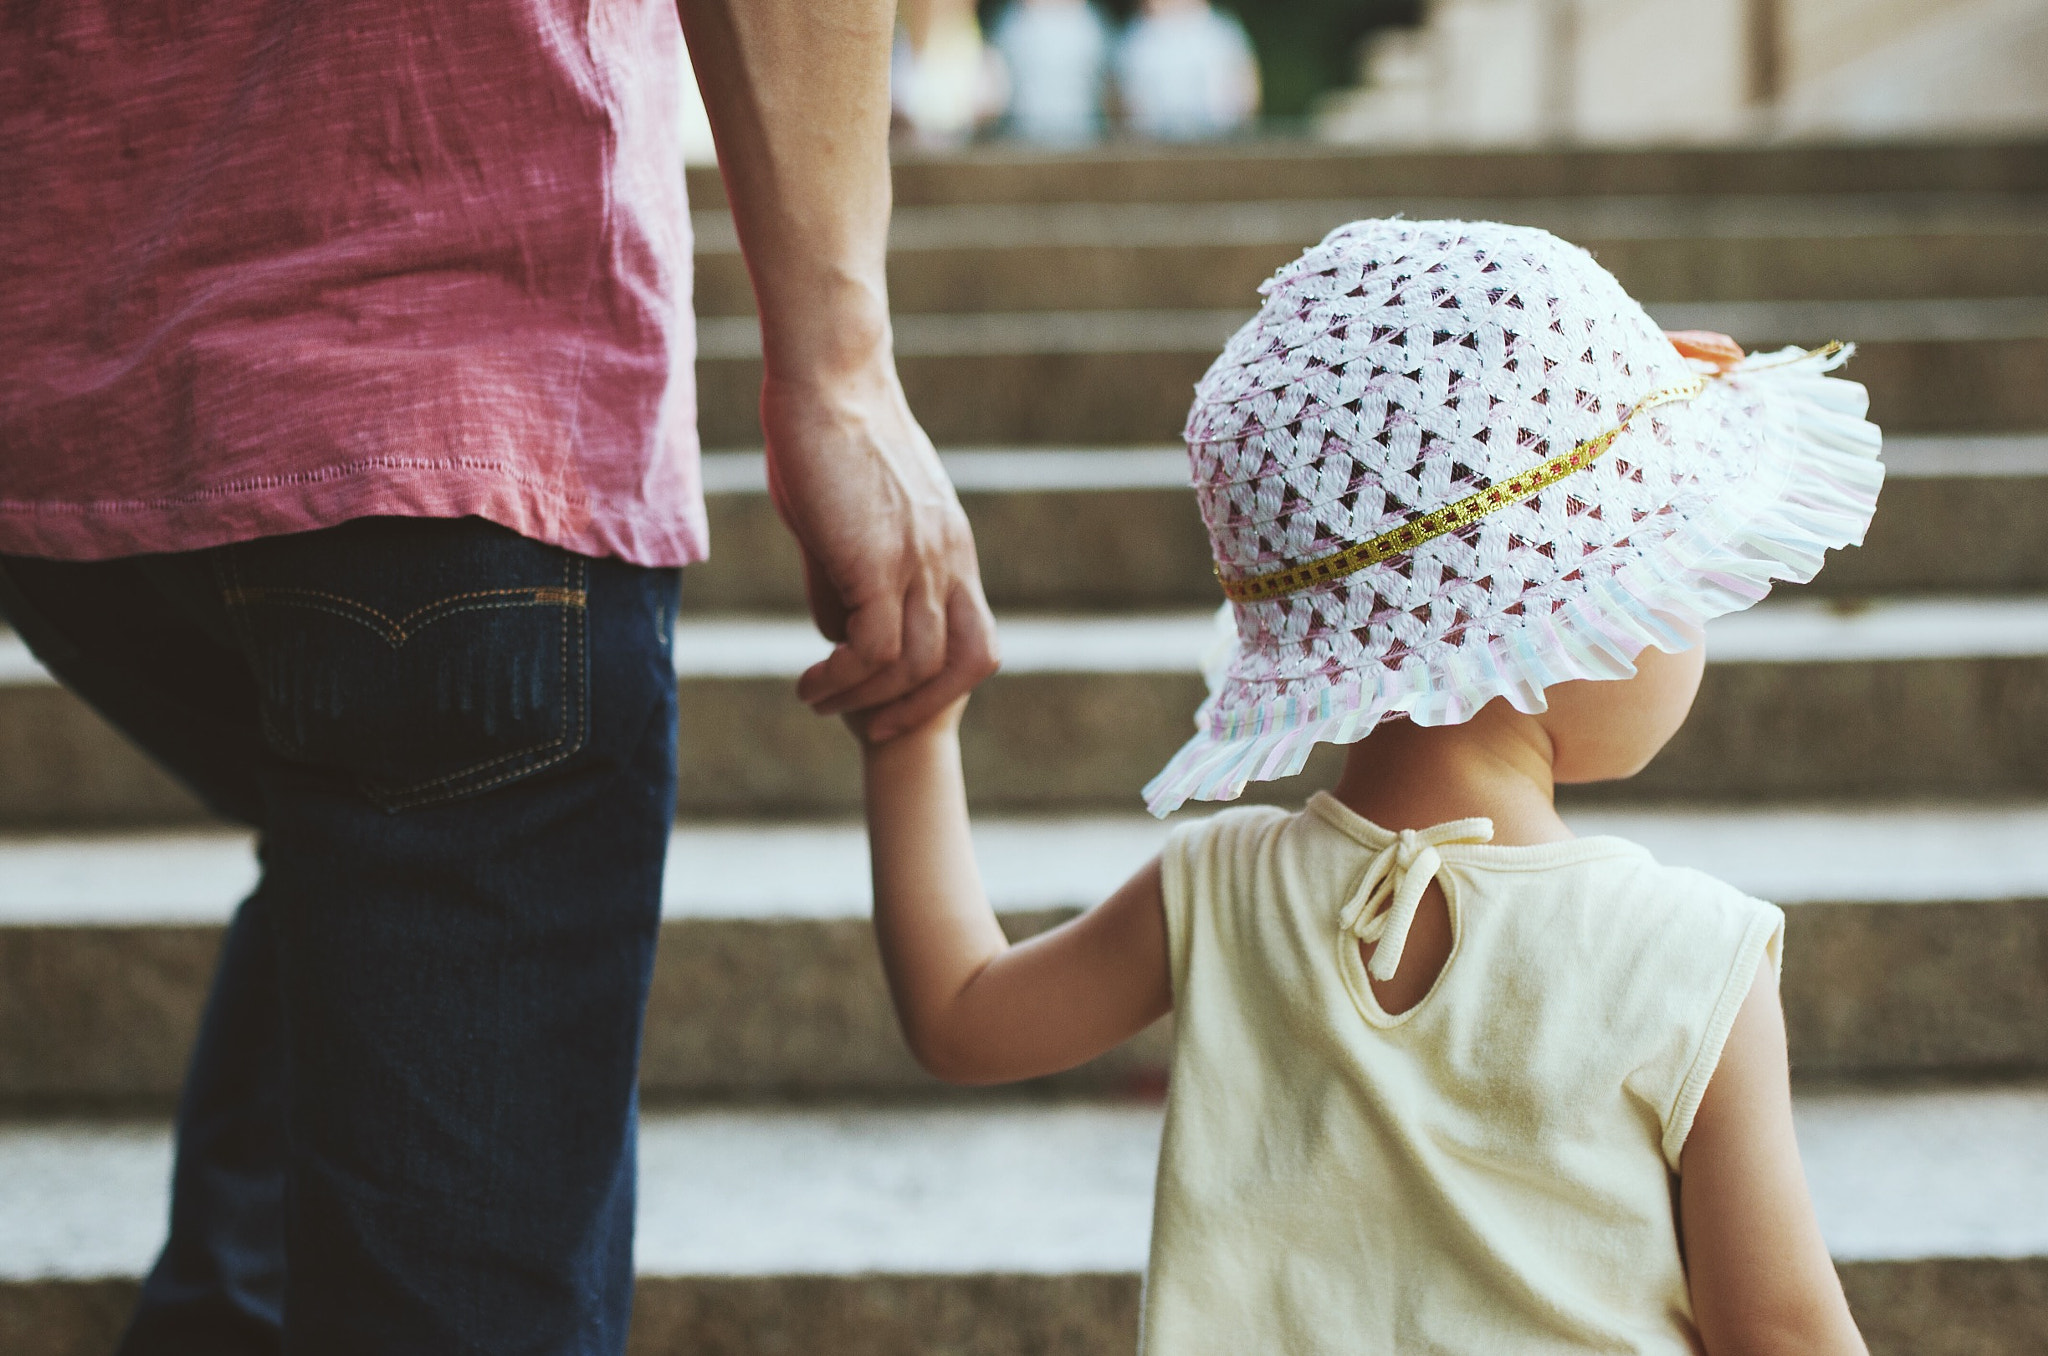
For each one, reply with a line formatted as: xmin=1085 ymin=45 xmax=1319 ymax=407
xmin=845 ymin=694 xmax=969 ymax=748
xmin=1664 ymin=330 xmax=1745 ymax=373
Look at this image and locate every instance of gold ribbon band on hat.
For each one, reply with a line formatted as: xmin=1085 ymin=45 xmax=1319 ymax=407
xmin=1216 ymin=374 xmax=1714 ymax=605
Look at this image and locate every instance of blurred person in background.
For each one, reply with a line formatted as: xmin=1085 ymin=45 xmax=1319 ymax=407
xmin=1115 ymin=0 xmax=1260 ymax=140
xmin=895 ymin=0 xmax=1011 ymax=147
xmin=0 ymin=1 xmax=996 ymax=1353
xmin=992 ymin=0 xmax=1113 ymax=147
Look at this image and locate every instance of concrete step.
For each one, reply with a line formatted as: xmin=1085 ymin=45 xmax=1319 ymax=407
xmin=694 ymin=300 xmax=2048 ymax=445
xmin=4 ymin=803 xmax=2046 ymax=1109
xmin=6 ymin=597 xmax=2048 ymax=825
xmin=4 ymin=1086 xmax=2047 ymax=1354
xmin=688 ymin=435 xmax=2048 ymax=613
xmin=663 ymin=597 xmax=2048 ymax=813
xmin=684 ymin=140 xmax=2048 ymax=210
xmin=693 ymin=194 xmax=2048 ymax=316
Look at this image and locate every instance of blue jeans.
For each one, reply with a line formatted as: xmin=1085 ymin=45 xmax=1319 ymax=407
xmin=0 ymin=517 xmax=681 ymax=1355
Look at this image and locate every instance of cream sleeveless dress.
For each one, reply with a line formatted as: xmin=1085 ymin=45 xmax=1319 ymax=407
xmin=1143 ymin=793 xmax=1783 ymax=1354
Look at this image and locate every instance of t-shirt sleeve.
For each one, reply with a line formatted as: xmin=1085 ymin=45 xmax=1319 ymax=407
xmin=1659 ymin=889 xmax=1785 ymax=1169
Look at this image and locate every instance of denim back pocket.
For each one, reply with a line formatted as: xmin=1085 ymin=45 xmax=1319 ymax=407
xmin=216 ymin=518 xmax=588 ymax=811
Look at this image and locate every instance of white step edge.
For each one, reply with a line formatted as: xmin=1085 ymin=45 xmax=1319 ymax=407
xmin=6 ymin=597 xmax=2048 ymax=689
xmin=1876 ymin=432 xmax=2048 ymax=478
xmin=668 ymin=597 xmax=2048 ymax=675
xmin=700 ymin=447 xmax=1191 ymax=494
xmin=694 ymin=192 xmax=2048 ymax=253
xmin=697 ymin=309 xmax=1252 ymax=359
xmin=5 ymin=1085 xmax=2046 ymax=1280
xmin=698 ymin=298 xmax=2048 ymax=360
xmin=700 ymin=435 xmax=2048 ymax=494
xmin=9 ymin=802 xmax=2048 ymax=927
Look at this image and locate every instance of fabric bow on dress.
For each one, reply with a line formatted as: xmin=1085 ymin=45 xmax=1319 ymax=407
xmin=1339 ymin=819 xmax=1495 ymax=983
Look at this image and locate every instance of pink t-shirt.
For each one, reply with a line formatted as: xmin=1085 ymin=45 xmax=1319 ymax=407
xmin=1 ymin=0 xmax=703 ymax=567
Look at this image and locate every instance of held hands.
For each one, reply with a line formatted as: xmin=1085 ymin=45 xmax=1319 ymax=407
xmin=763 ymin=362 xmax=1000 ymax=743
xmin=843 ymin=690 xmax=969 ymax=750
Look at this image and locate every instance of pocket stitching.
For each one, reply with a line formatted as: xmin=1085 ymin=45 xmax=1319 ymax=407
xmin=367 ymin=554 xmax=589 ymax=809
xmin=216 ymin=545 xmax=592 ymax=808
xmin=220 ymin=585 xmax=588 ymax=647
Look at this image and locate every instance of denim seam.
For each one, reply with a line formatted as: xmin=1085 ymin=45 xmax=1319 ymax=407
xmin=222 ymin=550 xmax=327 ymax=772
xmin=215 ymin=547 xmax=591 ymax=810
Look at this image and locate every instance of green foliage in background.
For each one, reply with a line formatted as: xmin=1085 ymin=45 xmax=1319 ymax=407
xmin=979 ymin=0 xmax=1423 ymax=121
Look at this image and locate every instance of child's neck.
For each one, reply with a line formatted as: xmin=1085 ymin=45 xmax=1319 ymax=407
xmin=1328 ymin=706 xmax=1574 ymax=847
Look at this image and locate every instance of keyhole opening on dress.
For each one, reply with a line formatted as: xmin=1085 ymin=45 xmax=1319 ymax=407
xmin=1359 ymin=878 xmax=1453 ymax=1016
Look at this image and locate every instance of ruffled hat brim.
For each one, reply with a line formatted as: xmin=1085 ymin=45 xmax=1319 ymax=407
xmin=1142 ymin=344 xmax=1884 ymax=817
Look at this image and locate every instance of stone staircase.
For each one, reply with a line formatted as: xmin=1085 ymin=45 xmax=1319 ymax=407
xmin=4 ymin=138 xmax=2048 ymax=1354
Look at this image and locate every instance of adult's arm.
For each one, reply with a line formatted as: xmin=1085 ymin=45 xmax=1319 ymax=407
xmin=677 ymin=0 xmax=999 ymax=739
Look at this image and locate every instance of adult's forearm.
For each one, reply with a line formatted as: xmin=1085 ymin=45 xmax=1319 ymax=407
xmin=676 ymin=0 xmax=1000 ymax=740
xmin=677 ymin=0 xmax=896 ymax=379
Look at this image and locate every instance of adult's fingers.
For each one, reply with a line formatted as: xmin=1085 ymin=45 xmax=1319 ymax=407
xmin=800 ymin=547 xmax=851 ymax=647
xmin=861 ymin=581 xmax=1001 ymax=742
xmin=802 ymin=577 xmax=949 ymax=716
xmin=795 ymin=587 xmax=906 ymax=709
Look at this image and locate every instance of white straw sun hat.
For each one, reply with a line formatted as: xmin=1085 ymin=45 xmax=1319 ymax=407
xmin=1144 ymin=218 xmax=1884 ymax=817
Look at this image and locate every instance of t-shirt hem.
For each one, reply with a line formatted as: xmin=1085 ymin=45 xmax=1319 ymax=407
xmin=0 ymin=466 xmax=708 ymax=569
xmin=1661 ymin=903 xmax=1786 ymax=1168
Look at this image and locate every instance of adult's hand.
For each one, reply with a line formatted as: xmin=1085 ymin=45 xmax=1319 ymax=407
xmin=763 ymin=362 xmax=997 ymax=739
xmin=680 ymin=0 xmax=999 ymax=739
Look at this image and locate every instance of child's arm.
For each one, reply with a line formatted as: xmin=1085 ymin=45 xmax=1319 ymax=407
xmin=1680 ymin=961 xmax=1868 ymax=1356
xmin=857 ymin=700 xmax=1173 ymax=1085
